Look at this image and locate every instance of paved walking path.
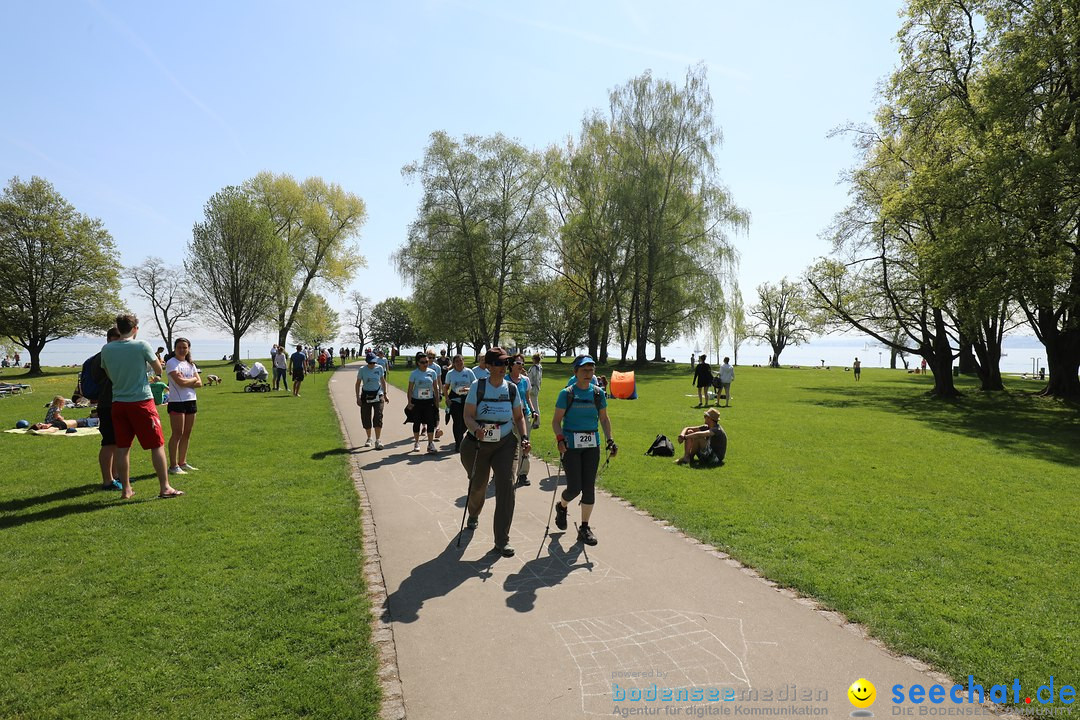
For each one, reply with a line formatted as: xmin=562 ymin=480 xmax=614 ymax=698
xmin=328 ymin=366 xmax=953 ymax=720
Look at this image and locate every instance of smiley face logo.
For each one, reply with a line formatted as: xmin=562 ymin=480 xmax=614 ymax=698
xmin=848 ymin=678 xmax=876 ymax=709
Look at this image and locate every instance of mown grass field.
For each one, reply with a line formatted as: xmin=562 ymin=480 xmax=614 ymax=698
xmin=389 ymin=359 xmax=1077 ymax=702
xmin=0 ymin=361 xmax=379 ymax=719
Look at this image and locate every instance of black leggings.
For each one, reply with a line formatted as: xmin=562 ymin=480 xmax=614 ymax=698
xmin=449 ymin=400 xmax=466 ymax=446
xmin=411 ymin=398 xmax=437 ymax=435
xmin=561 ymin=446 xmax=600 ymax=506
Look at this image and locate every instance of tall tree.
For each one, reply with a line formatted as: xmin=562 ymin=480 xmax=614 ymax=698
xmin=369 ymin=297 xmax=418 ymax=352
xmin=750 ymin=279 xmax=813 ymax=368
xmin=125 ymin=256 xmax=195 ymax=351
xmin=397 ymin=132 xmax=549 ymax=350
xmin=0 ymin=176 xmax=121 ymax=374
xmin=290 ymin=291 xmax=340 ymax=348
xmin=514 ymin=277 xmax=588 ymax=363
xmin=605 ymin=66 xmax=746 ymax=364
xmin=186 ymin=186 xmax=285 ymax=361
xmin=245 ymin=172 xmax=367 ymax=348
xmin=728 ymin=283 xmax=750 ymax=366
xmin=344 ymin=291 xmax=371 ymax=351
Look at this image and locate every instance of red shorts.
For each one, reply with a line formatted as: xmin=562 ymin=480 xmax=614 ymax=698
xmin=112 ymin=399 xmax=165 ymax=450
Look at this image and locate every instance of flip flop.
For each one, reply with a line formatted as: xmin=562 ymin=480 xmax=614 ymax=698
xmin=158 ymin=489 xmax=185 ymax=499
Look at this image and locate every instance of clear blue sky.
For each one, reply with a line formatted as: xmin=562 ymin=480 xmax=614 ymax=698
xmin=2 ymin=1 xmax=904 ymax=333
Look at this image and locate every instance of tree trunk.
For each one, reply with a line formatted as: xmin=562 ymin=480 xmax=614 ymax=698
xmin=972 ymin=336 xmax=1003 ymax=392
xmin=927 ymin=309 xmax=960 ymax=397
xmin=599 ymin=322 xmax=610 ymax=364
xmin=232 ymin=334 xmax=242 ymax=363
xmin=958 ymin=337 xmax=979 ymax=374
xmin=27 ymin=339 xmax=46 ymax=376
xmin=1040 ymin=330 xmax=1080 ymax=399
xmin=278 ymin=329 xmax=289 ymax=348
xmin=652 ymin=339 xmax=663 ymax=362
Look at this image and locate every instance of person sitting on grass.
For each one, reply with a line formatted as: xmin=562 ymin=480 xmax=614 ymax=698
xmin=32 ymin=395 xmax=99 ymax=431
xmin=675 ymin=408 xmax=727 ymax=466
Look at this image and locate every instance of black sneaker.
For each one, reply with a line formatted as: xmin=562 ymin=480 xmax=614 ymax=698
xmin=555 ymin=502 xmax=567 ymax=531
xmin=516 ymin=474 xmax=531 ymax=486
xmin=494 ymin=543 xmax=516 ymax=557
xmin=466 ymin=516 xmax=478 ymax=530
xmin=578 ymin=525 xmax=598 ymax=546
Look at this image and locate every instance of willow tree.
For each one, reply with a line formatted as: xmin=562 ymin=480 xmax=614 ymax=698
xmin=605 ymin=66 xmax=745 ymax=364
xmin=397 ymin=132 xmax=549 ymax=350
xmin=245 ymin=172 xmax=366 ymax=348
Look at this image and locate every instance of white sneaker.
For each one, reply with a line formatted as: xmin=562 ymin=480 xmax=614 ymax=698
xmin=413 ymin=442 xmax=420 ymax=452
xmin=180 ymin=463 xmax=198 ymax=471
xmin=427 ymin=442 xmax=437 ymax=454
xmin=374 ymin=441 xmax=384 ymax=450
xmin=363 ymin=439 xmax=372 ymax=447
xmin=168 ymin=466 xmax=187 ymax=475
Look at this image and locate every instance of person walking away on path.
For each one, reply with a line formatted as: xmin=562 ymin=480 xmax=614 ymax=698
xmin=509 ymin=354 xmax=537 ymax=486
xmin=407 ymin=351 xmax=441 ymax=453
xmin=853 ymin=357 xmax=861 ymax=382
xmin=443 ymin=354 xmax=476 ymax=453
xmin=460 ymin=347 xmax=530 ymax=557
xmin=100 ymin=313 xmax=183 ymax=499
xmin=375 ymin=348 xmax=389 ymax=375
xmin=273 ymin=344 xmax=289 ymax=391
xmin=89 ymin=327 xmax=122 ymax=490
xmin=527 ymin=353 xmax=543 ymax=430
xmin=717 ymin=357 xmax=735 ymax=408
xmin=675 ymin=408 xmax=727 ymax=466
xmin=290 ymin=345 xmax=307 ymax=396
xmin=550 ymin=355 xmax=617 ymax=546
xmin=165 ymin=337 xmax=202 ymax=475
xmin=355 ymin=352 xmax=388 ymax=449
xmin=693 ymin=354 xmax=712 ymax=407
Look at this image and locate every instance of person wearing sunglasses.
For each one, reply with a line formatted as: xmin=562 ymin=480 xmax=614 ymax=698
xmin=407 ymin=351 xmax=442 ymax=453
xmin=461 ymin=347 xmax=530 ymax=557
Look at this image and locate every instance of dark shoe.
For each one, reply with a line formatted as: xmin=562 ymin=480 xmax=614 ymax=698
xmin=555 ymin=502 xmax=567 ymax=531
xmin=494 ymin=543 xmax=516 ymax=557
xmin=466 ymin=516 xmax=478 ymax=530
xmin=516 ymin=474 xmax=531 ymax=486
xmin=577 ymin=524 xmax=598 ymax=546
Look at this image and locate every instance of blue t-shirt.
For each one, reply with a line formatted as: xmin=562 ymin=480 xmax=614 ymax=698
xmin=375 ymin=357 xmax=389 ymax=373
xmin=445 ymin=367 xmax=477 ymax=402
xmin=556 ymin=384 xmax=607 ymax=449
xmin=357 ymin=364 xmax=385 ymax=393
xmin=465 ymin=378 xmax=521 ymax=440
xmin=472 ymin=366 xmax=490 ymax=381
xmin=408 ymin=367 xmax=439 ymax=400
xmin=512 ymin=374 xmax=532 ymax=417
xmin=290 ymin=352 xmax=306 ymax=372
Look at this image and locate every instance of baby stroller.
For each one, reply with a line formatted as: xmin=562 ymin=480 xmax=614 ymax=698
xmin=234 ymin=361 xmax=271 ymax=393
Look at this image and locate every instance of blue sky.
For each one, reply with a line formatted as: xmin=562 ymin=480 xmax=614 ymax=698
xmin=2 ymin=1 xmax=904 ymax=339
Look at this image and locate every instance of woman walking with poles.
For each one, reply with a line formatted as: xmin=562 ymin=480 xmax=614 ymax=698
xmin=443 ymin=354 xmax=476 ymax=453
xmin=550 ymin=355 xmax=617 ymax=546
xmin=460 ymin=347 xmax=530 ymax=557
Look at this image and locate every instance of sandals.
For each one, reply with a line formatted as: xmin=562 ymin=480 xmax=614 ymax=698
xmin=158 ymin=489 xmax=185 ymax=499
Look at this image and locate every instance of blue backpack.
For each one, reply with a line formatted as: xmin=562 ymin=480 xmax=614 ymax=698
xmin=79 ymin=355 xmax=103 ymax=402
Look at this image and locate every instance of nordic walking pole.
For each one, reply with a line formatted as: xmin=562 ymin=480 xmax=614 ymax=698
xmin=456 ymin=441 xmax=480 ymax=548
xmin=536 ymin=458 xmax=563 ymax=559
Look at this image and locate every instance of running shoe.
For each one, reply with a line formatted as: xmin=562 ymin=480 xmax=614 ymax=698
xmin=180 ymin=463 xmax=198 ymax=471
xmin=555 ymin=502 xmax=567 ymax=531
xmin=577 ymin=525 xmax=598 ymax=546
xmin=168 ymin=466 xmax=187 ymax=475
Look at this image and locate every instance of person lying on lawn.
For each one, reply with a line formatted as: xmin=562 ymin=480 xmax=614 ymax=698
xmin=675 ymin=407 xmax=727 ymax=466
xmin=33 ymin=395 xmax=98 ymax=431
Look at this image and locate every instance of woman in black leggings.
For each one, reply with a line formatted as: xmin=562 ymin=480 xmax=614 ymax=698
xmin=550 ymin=355 xmax=617 ymax=546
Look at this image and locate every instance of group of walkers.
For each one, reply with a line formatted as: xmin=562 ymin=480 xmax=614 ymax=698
xmin=86 ymin=314 xmax=199 ymax=500
xmin=353 ymin=347 xmax=619 ymax=556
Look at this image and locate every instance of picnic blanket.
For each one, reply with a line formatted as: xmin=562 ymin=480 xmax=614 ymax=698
xmin=5 ymin=427 xmax=101 ymax=437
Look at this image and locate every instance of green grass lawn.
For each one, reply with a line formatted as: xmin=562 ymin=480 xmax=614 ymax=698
xmin=390 ymin=360 xmax=1078 ymax=702
xmin=0 ymin=361 xmax=379 ymax=719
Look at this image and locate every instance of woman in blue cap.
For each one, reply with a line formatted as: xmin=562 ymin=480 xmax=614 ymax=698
xmin=550 ymin=355 xmax=617 ymax=546
xmin=355 ymin=352 xmax=389 ymax=449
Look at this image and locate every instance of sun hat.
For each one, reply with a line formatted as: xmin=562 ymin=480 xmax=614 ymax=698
xmin=705 ymin=408 xmax=721 ymax=423
xmin=572 ymin=355 xmax=596 ymax=370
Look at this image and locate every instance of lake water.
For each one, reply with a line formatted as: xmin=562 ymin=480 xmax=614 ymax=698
xmin=14 ymin=333 xmax=1048 ymax=376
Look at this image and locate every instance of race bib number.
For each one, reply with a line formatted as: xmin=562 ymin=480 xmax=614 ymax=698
xmin=417 ymin=387 xmax=433 ymax=400
xmin=479 ymin=423 xmax=501 ymax=443
xmin=573 ymin=431 xmax=598 ymax=448
xmin=455 ymin=386 xmax=469 ymax=395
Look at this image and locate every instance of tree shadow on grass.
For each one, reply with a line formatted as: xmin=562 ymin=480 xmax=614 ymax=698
xmin=797 ymin=384 xmax=1080 ymax=468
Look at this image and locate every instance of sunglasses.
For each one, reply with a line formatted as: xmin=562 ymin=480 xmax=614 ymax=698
xmin=489 ymin=359 xmax=508 ymax=367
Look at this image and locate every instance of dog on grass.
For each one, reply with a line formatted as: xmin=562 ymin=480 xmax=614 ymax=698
xmin=205 ymin=374 xmax=222 ymax=386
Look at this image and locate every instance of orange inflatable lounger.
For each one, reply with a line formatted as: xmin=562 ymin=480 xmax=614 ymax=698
xmin=608 ymin=371 xmax=637 ymax=399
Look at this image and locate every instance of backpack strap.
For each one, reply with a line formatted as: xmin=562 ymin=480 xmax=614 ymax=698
xmin=475 ymin=378 xmax=517 ymax=405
